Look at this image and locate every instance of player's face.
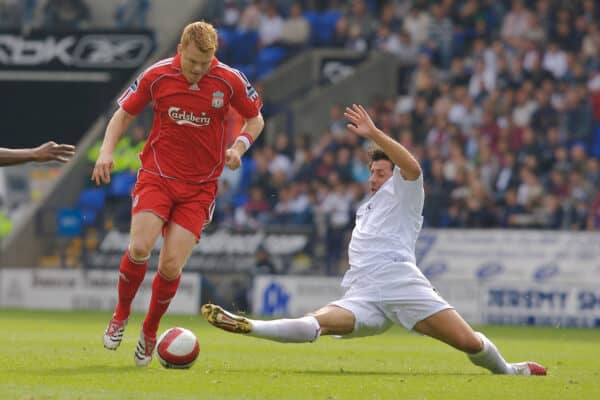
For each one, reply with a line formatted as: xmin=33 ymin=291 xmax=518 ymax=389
xmin=369 ymin=159 xmax=394 ymax=193
xmin=178 ymin=43 xmax=214 ymax=83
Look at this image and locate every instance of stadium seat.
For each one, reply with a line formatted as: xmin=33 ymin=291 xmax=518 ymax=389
xmin=108 ymin=172 xmax=137 ymax=198
xmin=314 ymin=11 xmax=342 ymax=47
xmin=77 ymin=188 xmax=106 ymax=227
xmin=303 ymin=11 xmax=320 ymax=46
xmin=255 ymin=46 xmax=288 ymax=79
xmin=230 ymin=30 xmax=259 ymax=65
xmin=57 ymin=208 xmax=83 ymax=237
xmin=217 ymin=27 xmax=237 ymax=64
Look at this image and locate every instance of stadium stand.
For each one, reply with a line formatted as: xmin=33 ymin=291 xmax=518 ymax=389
xmin=0 ymin=0 xmax=207 ymax=267
xmin=2 ymin=0 xmax=600 ymax=279
xmin=201 ymin=0 xmax=600 ymax=275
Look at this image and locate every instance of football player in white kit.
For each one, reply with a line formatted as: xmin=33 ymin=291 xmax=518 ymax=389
xmin=202 ymin=104 xmax=546 ymax=376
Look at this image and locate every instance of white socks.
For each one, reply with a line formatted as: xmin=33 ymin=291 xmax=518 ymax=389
xmin=468 ymin=332 xmax=514 ymax=374
xmin=248 ymin=316 xmax=321 ymax=343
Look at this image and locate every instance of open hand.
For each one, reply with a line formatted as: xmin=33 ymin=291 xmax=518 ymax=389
xmin=33 ymin=141 xmax=75 ymax=163
xmin=344 ymin=104 xmax=377 ymax=138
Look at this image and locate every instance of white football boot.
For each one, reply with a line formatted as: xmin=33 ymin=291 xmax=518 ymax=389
xmin=134 ymin=330 xmax=157 ymax=367
xmin=103 ymin=315 xmax=128 ymax=350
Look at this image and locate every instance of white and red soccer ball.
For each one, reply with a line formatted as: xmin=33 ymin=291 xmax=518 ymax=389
xmin=156 ymin=327 xmax=200 ymax=369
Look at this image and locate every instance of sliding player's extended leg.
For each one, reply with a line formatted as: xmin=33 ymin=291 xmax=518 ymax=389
xmin=201 ymin=304 xmax=354 ymax=342
xmin=413 ymin=309 xmax=546 ymax=375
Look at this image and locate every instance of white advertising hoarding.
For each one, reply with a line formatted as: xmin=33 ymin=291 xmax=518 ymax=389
xmin=480 ymin=281 xmax=600 ymax=328
xmin=417 ymin=230 xmax=600 ymax=282
xmin=253 ymin=230 xmax=600 ymax=328
xmin=0 ymin=269 xmax=201 ymax=314
xmin=252 ymin=275 xmax=345 ymax=317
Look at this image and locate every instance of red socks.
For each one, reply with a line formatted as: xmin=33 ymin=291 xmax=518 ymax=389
xmin=142 ymin=272 xmax=181 ymax=338
xmin=113 ymin=250 xmax=181 ymax=338
xmin=114 ymin=250 xmax=148 ymax=321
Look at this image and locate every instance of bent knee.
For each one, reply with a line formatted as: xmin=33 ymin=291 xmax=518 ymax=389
xmin=158 ymin=256 xmax=182 ymax=280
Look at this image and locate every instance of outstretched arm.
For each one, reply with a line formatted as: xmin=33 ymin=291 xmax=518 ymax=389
xmin=344 ymin=104 xmax=421 ymax=180
xmin=0 ymin=142 xmax=75 ymax=166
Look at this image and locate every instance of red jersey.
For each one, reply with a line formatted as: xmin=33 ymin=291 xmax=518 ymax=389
xmin=118 ymin=55 xmax=262 ymax=183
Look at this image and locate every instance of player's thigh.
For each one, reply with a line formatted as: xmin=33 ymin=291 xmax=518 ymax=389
xmin=327 ymin=286 xmax=392 ymax=338
xmin=380 ymin=274 xmax=453 ymax=331
xmin=413 ymin=308 xmax=482 ymax=353
xmin=308 ymin=305 xmax=355 ymax=336
xmin=158 ymin=222 xmax=198 ymax=279
xmin=170 ymin=182 xmax=217 ymax=240
xmin=129 ymin=211 xmax=164 ymax=258
xmin=129 ymin=172 xmax=171 ymax=257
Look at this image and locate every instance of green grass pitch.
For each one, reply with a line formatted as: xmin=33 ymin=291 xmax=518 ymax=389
xmin=0 ymin=309 xmax=598 ymax=400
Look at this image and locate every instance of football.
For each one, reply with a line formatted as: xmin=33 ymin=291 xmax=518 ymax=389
xmin=156 ymin=327 xmax=200 ymax=369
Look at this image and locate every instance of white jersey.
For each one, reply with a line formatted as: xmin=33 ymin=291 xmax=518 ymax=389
xmin=342 ymin=166 xmax=424 ymax=286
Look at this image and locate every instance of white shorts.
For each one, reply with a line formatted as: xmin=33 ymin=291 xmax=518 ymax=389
xmin=329 ymin=262 xmax=453 ymax=337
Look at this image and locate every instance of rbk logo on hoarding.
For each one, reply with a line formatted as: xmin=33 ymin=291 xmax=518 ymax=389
xmin=0 ymin=32 xmax=154 ymax=69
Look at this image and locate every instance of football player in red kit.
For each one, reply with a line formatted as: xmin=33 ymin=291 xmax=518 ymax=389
xmin=91 ymin=21 xmax=264 ymax=366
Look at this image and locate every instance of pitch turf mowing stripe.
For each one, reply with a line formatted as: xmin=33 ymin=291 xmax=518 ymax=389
xmin=0 ymin=309 xmax=598 ymax=400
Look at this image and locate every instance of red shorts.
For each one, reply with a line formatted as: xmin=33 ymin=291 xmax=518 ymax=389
xmin=131 ymin=170 xmax=217 ymax=240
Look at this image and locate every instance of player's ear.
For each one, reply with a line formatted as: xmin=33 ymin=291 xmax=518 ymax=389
xmin=177 ymin=43 xmax=182 ymax=54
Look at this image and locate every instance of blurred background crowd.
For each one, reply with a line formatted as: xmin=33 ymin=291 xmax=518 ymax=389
xmin=1 ymin=0 xmax=600 ymax=275
xmin=0 ymin=0 xmax=150 ymax=31
xmin=209 ymin=0 xmax=600 ymax=273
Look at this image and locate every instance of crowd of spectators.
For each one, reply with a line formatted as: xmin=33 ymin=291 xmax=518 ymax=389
xmin=0 ymin=0 xmax=150 ymax=31
xmin=203 ymin=0 xmax=600 ymax=273
xmin=55 ymin=0 xmax=598 ymax=274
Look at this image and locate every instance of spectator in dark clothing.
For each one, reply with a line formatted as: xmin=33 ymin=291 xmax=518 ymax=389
xmin=516 ymin=127 xmax=542 ymax=167
xmin=314 ymin=149 xmax=336 ymax=182
xmin=530 ymin=89 xmax=558 ymax=134
xmin=449 ymin=57 xmax=471 ymax=87
xmin=424 ymin=158 xmax=453 ymax=226
xmin=439 ymin=202 xmax=464 ymax=228
xmin=545 ymin=169 xmax=570 ymax=199
xmin=294 ymin=147 xmax=318 ymax=183
xmin=498 ymin=188 xmax=528 ymax=228
xmin=539 ymin=195 xmax=564 ymax=229
xmin=115 ymin=0 xmax=150 ymax=29
xmin=248 ymin=150 xmax=276 ymax=199
xmin=523 ymin=56 xmax=555 ymax=87
xmin=494 ymin=151 xmax=518 ymax=197
xmin=254 ymin=245 xmax=277 ymax=275
xmin=334 ymin=146 xmax=353 ymax=183
xmin=241 ymin=185 xmax=272 ymax=227
xmin=44 ymin=0 xmax=90 ymax=30
xmin=562 ymin=87 xmax=593 ymax=143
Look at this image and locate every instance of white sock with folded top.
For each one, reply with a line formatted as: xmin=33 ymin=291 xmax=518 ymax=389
xmin=249 ymin=316 xmax=321 ymax=343
xmin=468 ymin=332 xmax=513 ymax=374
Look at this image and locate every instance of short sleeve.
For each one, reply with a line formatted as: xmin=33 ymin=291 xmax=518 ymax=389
xmin=117 ymin=72 xmax=152 ymax=115
xmin=228 ymin=69 xmax=263 ymax=119
xmin=392 ymin=166 xmax=424 ymax=213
